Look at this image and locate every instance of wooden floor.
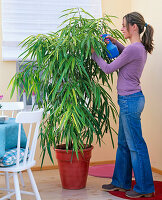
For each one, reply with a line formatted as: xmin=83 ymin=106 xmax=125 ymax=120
xmin=0 ymin=169 xmax=162 ymax=200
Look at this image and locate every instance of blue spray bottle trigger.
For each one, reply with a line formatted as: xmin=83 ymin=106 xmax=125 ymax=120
xmin=100 ymin=34 xmax=119 ymax=59
xmin=100 ymin=34 xmax=110 ymax=41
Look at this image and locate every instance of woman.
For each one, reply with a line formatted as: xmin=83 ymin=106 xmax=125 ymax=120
xmin=91 ymin=12 xmax=154 ymax=198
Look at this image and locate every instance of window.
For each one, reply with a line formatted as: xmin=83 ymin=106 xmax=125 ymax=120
xmin=1 ymin=0 xmax=102 ymax=61
xmin=16 ymin=61 xmax=41 ymax=109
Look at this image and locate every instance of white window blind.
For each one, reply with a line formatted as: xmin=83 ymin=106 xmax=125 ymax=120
xmin=1 ymin=0 xmax=102 ymax=61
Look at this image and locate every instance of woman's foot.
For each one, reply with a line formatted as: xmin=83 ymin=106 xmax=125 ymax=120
xmin=126 ymin=190 xmax=154 ymax=198
xmin=102 ymin=183 xmax=127 ymax=192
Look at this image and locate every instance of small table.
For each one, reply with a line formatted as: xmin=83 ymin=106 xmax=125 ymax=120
xmin=0 ymin=118 xmax=27 ymax=158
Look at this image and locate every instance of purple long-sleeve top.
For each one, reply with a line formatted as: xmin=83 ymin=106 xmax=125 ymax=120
xmin=92 ymin=41 xmax=147 ymax=96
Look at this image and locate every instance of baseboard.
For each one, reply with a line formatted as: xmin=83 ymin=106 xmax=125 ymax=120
xmin=90 ymin=161 xmax=162 ymax=175
xmin=31 ymin=160 xmax=115 ymax=171
xmin=31 ymin=161 xmax=162 ymax=176
xmin=90 ymin=160 xmax=115 ymax=166
xmin=31 ymin=165 xmax=58 ymax=171
xmin=152 ymin=167 xmax=162 ymax=175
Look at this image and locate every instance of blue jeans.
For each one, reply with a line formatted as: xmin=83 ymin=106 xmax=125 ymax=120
xmin=111 ymin=91 xmax=155 ymax=194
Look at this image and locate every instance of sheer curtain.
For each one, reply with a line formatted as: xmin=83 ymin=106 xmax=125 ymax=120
xmin=1 ymin=0 xmax=102 ymax=61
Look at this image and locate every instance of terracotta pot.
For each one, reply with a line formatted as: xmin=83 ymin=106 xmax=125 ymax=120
xmin=55 ymin=145 xmax=93 ymax=189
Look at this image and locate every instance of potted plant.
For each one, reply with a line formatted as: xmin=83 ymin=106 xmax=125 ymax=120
xmin=9 ymin=8 xmax=125 ymax=189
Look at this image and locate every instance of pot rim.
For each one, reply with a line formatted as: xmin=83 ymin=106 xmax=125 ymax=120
xmin=55 ymin=144 xmax=94 ymax=152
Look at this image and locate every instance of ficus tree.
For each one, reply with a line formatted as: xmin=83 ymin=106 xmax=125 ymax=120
xmin=9 ymin=8 xmax=125 ymax=164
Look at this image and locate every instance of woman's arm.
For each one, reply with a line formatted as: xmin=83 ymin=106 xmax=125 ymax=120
xmin=92 ymin=45 xmax=135 ymax=74
xmin=115 ymin=41 xmax=125 ymax=53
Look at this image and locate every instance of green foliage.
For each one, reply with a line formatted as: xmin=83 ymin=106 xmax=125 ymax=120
xmin=9 ymin=8 xmax=125 ymax=165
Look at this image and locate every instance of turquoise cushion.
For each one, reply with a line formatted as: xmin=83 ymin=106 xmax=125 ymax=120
xmin=0 ymin=118 xmax=27 ymax=158
xmin=0 ymin=148 xmax=27 ymax=167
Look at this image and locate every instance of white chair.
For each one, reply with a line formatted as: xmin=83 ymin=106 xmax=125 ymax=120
xmin=0 ymin=102 xmax=24 ymax=117
xmin=0 ymin=102 xmax=25 ymax=190
xmin=0 ymin=108 xmax=43 ymax=200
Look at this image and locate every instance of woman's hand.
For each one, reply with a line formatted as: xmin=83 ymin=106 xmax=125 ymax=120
xmin=91 ymin=46 xmax=95 ymax=54
xmin=105 ymin=35 xmax=117 ymax=44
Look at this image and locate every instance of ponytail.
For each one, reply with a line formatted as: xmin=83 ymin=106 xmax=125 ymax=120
xmin=124 ymin=12 xmax=154 ymax=54
xmin=142 ymin=24 xmax=154 ymax=54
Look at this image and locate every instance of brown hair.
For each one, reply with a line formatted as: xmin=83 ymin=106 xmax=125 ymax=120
xmin=124 ymin=12 xmax=154 ymax=54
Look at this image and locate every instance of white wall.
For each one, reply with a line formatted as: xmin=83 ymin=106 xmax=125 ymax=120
xmin=99 ymin=0 xmax=162 ymax=171
xmin=0 ymin=0 xmax=162 ymax=170
xmin=91 ymin=0 xmax=132 ymax=163
xmin=0 ymin=0 xmax=131 ymax=167
xmin=131 ymin=0 xmax=162 ymax=171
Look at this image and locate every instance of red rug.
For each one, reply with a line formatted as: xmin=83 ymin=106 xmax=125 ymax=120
xmin=88 ymin=164 xmax=134 ymax=178
xmin=88 ymin=164 xmax=115 ymax=178
xmin=109 ymin=180 xmax=162 ymax=200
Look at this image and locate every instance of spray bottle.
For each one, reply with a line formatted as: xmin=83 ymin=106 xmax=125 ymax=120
xmin=100 ymin=34 xmax=119 ymax=59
